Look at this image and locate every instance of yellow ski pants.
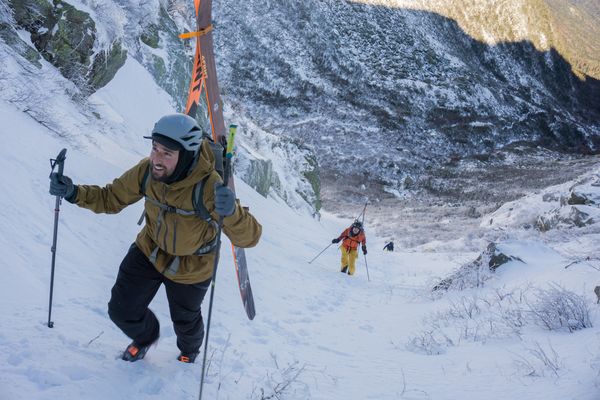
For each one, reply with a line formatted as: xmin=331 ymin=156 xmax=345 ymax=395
xmin=340 ymin=247 xmax=358 ymax=275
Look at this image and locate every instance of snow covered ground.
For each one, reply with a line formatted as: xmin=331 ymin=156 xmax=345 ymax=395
xmin=1 ymin=57 xmax=600 ymax=400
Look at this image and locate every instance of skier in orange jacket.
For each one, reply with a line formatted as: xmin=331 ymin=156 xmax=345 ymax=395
xmin=332 ymin=221 xmax=367 ymax=275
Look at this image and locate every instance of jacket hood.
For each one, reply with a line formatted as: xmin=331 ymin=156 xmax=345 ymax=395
xmin=167 ymin=139 xmax=216 ymax=189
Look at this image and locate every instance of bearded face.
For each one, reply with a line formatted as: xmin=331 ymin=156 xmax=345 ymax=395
xmin=149 ymin=141 xmax=180 ymax=182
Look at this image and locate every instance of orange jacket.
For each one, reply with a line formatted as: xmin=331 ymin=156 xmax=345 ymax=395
xmin=337 ymin=227 xmax=366 ymax=251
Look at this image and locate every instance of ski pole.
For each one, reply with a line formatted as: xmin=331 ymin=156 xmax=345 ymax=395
xmin=47 ymin=148 xmax=67 ymax=328
xmin=355 ymin=200 xmax=368 ymax=224
xmin=199 ymin=125 xmax=236 ymax=400
xmin=363 ymin=253 xmax=371 ymax=282
xmin=308 ymin=242 xmax=335 ymax=264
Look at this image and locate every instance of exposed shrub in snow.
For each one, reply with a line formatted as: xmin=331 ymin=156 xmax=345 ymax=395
xmin=409 ymin=283 xmax=594 ymax=356
xmin=250 ymin=354 xmax=309 ymax=400
xmin=528 ymin=284 xmax=592 ymax=332
xmin=407 ymin=287 xmax=530 ymax=355
xmin=512 ymin=341 xmax=563 ymax=378
xmin=406 ymin=329 xmax=448 ymax=355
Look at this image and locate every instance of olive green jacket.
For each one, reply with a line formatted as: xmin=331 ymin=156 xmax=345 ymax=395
xmin=72 ymin=140 xmax=262 ymax=283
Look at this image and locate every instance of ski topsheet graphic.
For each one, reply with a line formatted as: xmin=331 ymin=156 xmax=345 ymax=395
xmin=181 ymin=0 xmax=256 ymax=320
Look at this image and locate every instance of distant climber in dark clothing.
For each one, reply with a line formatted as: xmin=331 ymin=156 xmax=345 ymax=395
xmin=383 ymin=241 xmax=394 ymax=252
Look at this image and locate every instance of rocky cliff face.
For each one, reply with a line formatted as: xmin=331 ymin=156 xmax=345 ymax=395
xmin=213 ymin=0 xmax=599 ymax=170
xmin=8 ymin=0 xmax=126 ymax=92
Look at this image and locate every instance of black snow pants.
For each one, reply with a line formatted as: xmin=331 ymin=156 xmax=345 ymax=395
xmin=107 ymin=244 xmax=210 ymax=354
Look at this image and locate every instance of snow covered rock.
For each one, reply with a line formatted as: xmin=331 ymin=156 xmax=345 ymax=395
xmin=433 ymin=242 xmax=523 ymax=291
xmin=484 ymin=171 xmax=600 ymax=232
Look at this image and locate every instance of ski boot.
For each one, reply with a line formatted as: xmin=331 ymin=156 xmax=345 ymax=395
xmin=177 ymin=351 xmax=199 ymax=363
xmin=121 ymin=340 xmax=155 ymax=362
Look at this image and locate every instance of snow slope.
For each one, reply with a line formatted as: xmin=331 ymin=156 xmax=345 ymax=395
xmin=1 ymin=57 xmax=600 ymax=400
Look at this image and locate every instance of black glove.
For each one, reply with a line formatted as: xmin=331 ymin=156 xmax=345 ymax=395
xmin=49 ymin=173 xmax=75 ymax=200
xmin=332 ymin=238 xmax=341 ymax=244
xmin=214 ymin=183 xmax=236 ymax=217
xmin=362 ymin=245 xmax=367 ymax=255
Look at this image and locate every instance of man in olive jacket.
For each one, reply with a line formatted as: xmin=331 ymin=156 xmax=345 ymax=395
xmin=49 ymin=114 xmax=262 ymax=363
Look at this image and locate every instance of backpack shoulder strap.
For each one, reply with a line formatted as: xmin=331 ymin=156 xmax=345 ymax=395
xmin=193 ymin=136 xmax=223 ymax=222
xmin=192 ymin=174 xmax=212 ymax=221
xmin=202 ymin=133 xmax=225 ymax=179
xmin=140 ymin=164 xmax=151 ymax=195
xmin=137 ymin=165 xmax=151 ymax=225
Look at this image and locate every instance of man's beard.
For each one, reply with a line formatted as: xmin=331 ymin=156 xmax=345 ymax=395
xmin=150 ymin=162 xmax=172 ymax=182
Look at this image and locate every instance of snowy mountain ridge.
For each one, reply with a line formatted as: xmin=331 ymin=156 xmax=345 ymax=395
xmin=210 ymin=0 xmax=600 ymax=238
xmin=3 ymin=0 xmax=600 ymax=230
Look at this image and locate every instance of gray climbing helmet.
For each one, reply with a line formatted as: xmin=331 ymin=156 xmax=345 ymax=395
xmin=144 ymin=113 xmax=203 ymax=154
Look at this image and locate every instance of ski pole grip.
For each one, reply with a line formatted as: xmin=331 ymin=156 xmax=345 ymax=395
xmin=55 ymin=148 xmax=67 ymax=177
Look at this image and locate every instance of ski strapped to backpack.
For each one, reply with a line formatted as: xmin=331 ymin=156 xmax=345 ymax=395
xmin=136 ymin=134 xmax=228 ymax=274
xmin=180 ymin=0 xmax=256 ymax=322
